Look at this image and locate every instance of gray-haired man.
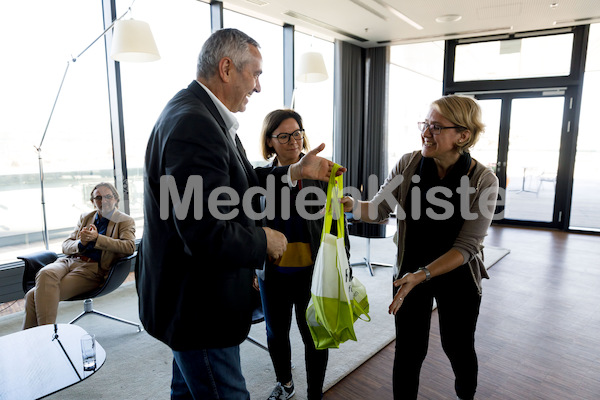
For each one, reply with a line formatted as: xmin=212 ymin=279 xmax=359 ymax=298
xmin=138 ymin=28 xmax=341 ymax=399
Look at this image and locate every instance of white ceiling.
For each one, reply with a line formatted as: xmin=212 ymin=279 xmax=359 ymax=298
xmin=213 ymin=0 xmax=600 ymax=47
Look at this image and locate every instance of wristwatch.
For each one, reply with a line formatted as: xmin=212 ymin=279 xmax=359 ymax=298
xmin=418 ymin=266 xmax=431 ymax=282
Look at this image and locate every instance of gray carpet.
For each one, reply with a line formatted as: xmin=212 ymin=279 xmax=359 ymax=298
xmin=0 ymin=238 xmax=509 ymax=400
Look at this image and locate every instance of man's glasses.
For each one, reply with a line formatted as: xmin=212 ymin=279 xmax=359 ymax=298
xmin=93 ymin=195 xmax=114 ymax=201
xmin=271 ymin=129 xmax=305 ymax=144
xmin=417 ymin=121 xmax=466 ymax=136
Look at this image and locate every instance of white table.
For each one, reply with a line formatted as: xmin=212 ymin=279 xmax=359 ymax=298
xmin=0 ymin=324 xmax=106 ymax=400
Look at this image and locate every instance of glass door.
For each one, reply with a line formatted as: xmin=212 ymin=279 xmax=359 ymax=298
xmin=506 ymin=96 xmax=563 ymax=222
xmin=469 ymin=99 xmax=501 ymax=171
xmin=474 ymin=92 xmax=566 ymax=226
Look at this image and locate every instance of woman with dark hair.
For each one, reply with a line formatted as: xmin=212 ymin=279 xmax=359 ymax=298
xmin=256 ymin=109 xmax=349 ymax=400
xmin=342 ymin=95 xmax=499 ymax=400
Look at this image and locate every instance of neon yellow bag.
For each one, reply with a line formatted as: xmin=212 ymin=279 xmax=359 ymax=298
xmin=350 ymin=276 xmax=370 ymax=323
xmin=306 ymin=164 xmax=370 ymax=350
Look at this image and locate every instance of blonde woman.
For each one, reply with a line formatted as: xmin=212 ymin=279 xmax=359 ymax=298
xmin=342 ymin=95 xmax=498 ymax=400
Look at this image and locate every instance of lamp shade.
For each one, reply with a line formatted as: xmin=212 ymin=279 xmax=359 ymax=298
xmin=111 ymin=19 xmax=160 ymax=62
xmin=297 ymin=51 xmax=328 ymax=83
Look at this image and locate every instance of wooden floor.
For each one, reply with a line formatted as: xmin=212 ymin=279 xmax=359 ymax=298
xmin=324 ymin=225 xmax=600 ymax=400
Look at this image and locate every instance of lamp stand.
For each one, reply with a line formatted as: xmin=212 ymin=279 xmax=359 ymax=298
xmin=290 ymin=87 xmax=297 ymax=109
xmin=35 ymin=0 xmax=152 ymax=249
xmin=36 ymin=61 xmax=70 ymax=249
xmin=37 ymin=148 xmax=49 ymax=249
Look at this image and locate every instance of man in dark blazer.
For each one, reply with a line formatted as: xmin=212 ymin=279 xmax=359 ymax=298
xmin=138 ymin=28 xmax=341 ymax=399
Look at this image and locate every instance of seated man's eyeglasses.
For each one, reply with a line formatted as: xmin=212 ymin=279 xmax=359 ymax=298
xmin=417 ymin=121 xmax=466 ymax=136
xmin=93 ymin=195 xmax=114 ymax=201
xmin=271 ymin=129 xmax=305 ymax=144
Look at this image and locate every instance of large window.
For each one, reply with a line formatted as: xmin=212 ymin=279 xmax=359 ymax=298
xmin=118 ymin=0 xmax=211 ymax=236
xmin=387 ymin=41 xmax=444 ymax=172
xmin=454 ymin=33 xmax=574 ymax=81
xmin=293 ymin=32 xmax=335 ymax=161
xmin=571 ymin=23 xmax=600 ymax=231
xmin=0 ymin=0 xmax=114 ymax=264
xmin=224 ymin=10 xmax=284 ymax=166
xmin=0 ymin=0 xmax=336 ymax=268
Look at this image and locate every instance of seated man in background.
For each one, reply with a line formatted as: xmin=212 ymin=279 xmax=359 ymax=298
xmin=22 ymin=182 xmax=135 ymax=329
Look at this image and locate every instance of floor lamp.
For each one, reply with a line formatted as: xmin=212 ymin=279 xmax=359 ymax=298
xmin=291 ymin=51 xmax=329 ymax=109
xmin=36 ymin=2 xmax=160 ymax=250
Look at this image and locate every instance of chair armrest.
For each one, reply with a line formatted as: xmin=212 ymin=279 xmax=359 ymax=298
xmin=101 ymin=253 xmax=137 ymax=295
xmin=18 ymin=251 xmax=59 ymax=293
xmin=68 ymin=252 xmax=137 ymax=300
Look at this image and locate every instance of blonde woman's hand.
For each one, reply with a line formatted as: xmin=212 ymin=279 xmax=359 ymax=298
xmin=388 ymin=272 xmax=422 ymax=315
xmin=340 ymin=196 xmax=355 ymax=213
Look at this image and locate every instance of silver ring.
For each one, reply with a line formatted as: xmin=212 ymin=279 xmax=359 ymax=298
xmin=398 ymin=297 xmax=403 ymax=301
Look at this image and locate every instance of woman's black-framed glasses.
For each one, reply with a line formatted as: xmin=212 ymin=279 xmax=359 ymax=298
xmin=417 ymin=122 xmax=465 ymax=135
xmin=271 ymin=129 xmax=305 ymax=144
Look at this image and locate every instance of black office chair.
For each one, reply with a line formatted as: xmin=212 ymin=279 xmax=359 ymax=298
xmin=246 ymin=286 xmax=268 ymax=351
xmin=19 ymin=251 xmax=142 ymax=332
xmin=245 ymin=287 xmax=294 ymax=367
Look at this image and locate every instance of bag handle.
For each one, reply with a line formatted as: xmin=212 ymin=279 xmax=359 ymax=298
xmin=352 ymin=300 xmax=371 ymax=322
xmin=320 ymin=164 xmax=344 ymax=243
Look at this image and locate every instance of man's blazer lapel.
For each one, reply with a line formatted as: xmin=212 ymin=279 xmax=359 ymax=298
xmin=234 ymin=135 xmax=258 ymax=187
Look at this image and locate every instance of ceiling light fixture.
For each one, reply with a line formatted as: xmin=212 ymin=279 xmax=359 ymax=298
xmin=349 ymin=0 xmax=387 ymax=20
xmin=370 ymin=0 xmax=423 ymax=30
xmin=435 ymin=14 xmax=462 ymax=23
xmin=284 ymin=10 xmax=368 ymax=42
xmin=244 ymin=0 xmax=269 ymax=6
